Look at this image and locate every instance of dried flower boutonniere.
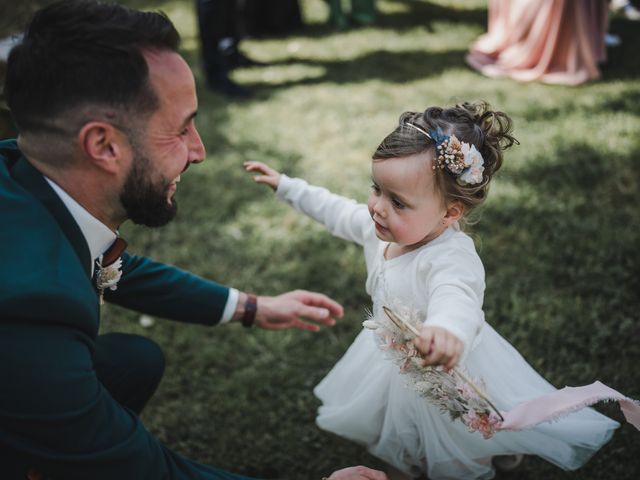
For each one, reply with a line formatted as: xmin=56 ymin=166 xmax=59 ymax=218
xmin=95 ymin=256 xmax=123 ymax=305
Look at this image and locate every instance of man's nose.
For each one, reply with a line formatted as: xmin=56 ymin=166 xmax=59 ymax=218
xmin=188 ymin=127 xmax=206 ymax=164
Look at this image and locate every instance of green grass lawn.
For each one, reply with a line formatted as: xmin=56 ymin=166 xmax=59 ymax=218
xmin=100 ymin=1 xmax=640 ymax=478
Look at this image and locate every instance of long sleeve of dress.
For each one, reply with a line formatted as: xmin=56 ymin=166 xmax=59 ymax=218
xmin=276 ymin=174 xmax=374 ymax=247
xmin=418 ymin=235 xmax=486 ymax=360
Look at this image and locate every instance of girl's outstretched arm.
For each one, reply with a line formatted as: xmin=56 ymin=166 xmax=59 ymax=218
xmin=244 ymin=161 xmax=281 ymax=191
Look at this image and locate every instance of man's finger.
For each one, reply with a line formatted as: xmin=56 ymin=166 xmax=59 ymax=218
xmin=368 ymin=470 xmax=390 ymax=480
xmin=297 ymin=291 xmax=344 ymax=317
xmin=292 ymin=319 xmax=321 ymax=332
xmin=297 ymin=305 xmax=336 ymax=325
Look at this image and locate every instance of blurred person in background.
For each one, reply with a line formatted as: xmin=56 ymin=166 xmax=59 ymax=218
xmin=325 ymin=0 xmax=376 ymax=30
xmin=196 ymin=0 xmax=261 ymax=97
xmin=466 ymin=0 xmax=609 ymax=86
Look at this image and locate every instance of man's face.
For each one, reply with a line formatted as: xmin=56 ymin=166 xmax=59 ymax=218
xmin=120 ymin=50 xmax=205 ymax=227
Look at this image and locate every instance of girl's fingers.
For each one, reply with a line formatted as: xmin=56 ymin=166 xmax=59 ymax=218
xmin=443 ymin=336 xmax=457 ymax=369
xmin=414 ymin=329 xmax=434 ymax=358
xmin=244 ymin=161 xmax=275 ymax=175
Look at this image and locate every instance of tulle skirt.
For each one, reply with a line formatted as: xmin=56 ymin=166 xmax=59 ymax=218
xmin=314 ymin=326 xmax=618 ymax=479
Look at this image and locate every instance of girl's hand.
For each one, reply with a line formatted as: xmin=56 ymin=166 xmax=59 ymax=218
xmin=414 ymin=326 xmax=462 ymax=370
xmin=243 ymin=161 xmax=281 ymax=191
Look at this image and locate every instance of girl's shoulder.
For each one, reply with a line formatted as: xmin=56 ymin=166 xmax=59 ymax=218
xmin=417 ymin=227 xmax=479 ymax=257
xmin=414 ymin=228 xmax=484 ymax=275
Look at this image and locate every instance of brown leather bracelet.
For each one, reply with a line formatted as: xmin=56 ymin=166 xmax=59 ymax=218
xmin=242 ymin=293 xmax=257 ymax=328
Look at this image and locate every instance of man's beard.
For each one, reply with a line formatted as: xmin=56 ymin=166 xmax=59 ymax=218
xmin=120 ymin=151 xmax=178 ymax=228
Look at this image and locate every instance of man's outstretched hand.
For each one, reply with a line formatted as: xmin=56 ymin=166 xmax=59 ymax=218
xmin=327 ymin=466 xmax=389 ymax=480
xmin=256 ymin=290 xmax=343 ymax=331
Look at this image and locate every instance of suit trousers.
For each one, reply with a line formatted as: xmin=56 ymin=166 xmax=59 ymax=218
xmin=94 ymin=332 xmax=166 ymax=415
xmin=0 ymin=333 xmax=165 ymax=479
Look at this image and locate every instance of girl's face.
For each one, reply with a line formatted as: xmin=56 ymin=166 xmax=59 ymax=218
xmin=367 ymin=152 xmax=453 ymax=249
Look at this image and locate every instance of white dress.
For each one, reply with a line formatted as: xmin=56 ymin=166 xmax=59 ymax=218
xmin=276 ymin=175 xmax=619 ymax=479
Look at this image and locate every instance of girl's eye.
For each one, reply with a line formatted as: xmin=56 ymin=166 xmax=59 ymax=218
xmin=391 ymin=198 xmax=405 ymax=209
xmin=371 ymin=184 xmax=381 ymax=194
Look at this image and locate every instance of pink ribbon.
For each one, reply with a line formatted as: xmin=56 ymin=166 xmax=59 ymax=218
xmin=498 ymin=381 xmax=640 ymax=431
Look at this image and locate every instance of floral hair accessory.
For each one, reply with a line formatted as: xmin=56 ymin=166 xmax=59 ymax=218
xmin=405 ymin=122 xmax=485 ymax=186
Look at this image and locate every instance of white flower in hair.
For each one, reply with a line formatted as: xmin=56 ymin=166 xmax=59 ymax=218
xmin=458 ymin=143 xmax=484 ymax=186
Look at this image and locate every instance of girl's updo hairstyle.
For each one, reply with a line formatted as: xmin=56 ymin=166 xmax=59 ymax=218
xmin=373 ymin=101 xmax=517 ymax=216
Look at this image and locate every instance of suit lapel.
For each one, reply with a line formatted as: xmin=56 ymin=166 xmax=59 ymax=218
xmin=11 ymin=157 xmax=93 ymax=278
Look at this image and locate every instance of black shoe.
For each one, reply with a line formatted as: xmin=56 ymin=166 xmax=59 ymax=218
xmin=218 ymin=40 xmax=263 ymax=69
xmin=227 ymin=50 xmax=264 ymax=69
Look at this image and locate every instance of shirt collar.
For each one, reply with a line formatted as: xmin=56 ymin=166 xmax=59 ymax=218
xmin=44 ymin=177 xmax=117 ymax=274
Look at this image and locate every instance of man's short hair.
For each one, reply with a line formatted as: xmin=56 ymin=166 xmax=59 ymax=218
xmin=4 ymin=0 xmax=180 ymax=133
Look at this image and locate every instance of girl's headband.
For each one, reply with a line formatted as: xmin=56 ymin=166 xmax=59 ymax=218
xmin=405 ymin=122 xmax=485 ymax=186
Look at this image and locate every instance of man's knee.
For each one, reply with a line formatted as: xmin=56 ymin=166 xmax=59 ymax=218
xmin=127 ymin=334 xmax=166 ymax=383
xmin=98 ymin=332 xmax=165 ymax=383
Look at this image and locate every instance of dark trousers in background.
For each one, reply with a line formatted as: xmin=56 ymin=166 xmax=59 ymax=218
xmin=196 ymin=0 xmax=239 ymax=87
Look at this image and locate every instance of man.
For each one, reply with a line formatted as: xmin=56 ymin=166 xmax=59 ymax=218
xmin=0 ymin=1 xmax=347 ymax=478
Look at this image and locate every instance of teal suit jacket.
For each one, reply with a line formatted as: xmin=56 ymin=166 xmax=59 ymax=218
xmin=0 ymin=140 xmax=254 ymax=479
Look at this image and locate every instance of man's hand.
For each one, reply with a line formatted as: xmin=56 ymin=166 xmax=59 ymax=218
xmin=244 ymin=161 xmax=281 ymax=191
xmin=413 ymin=326 xmax=462 ymax=370
xmin=255 ymin=290 xmax=343 ymax=331
xmin=327 ymin=466 xmax=389 ymax=480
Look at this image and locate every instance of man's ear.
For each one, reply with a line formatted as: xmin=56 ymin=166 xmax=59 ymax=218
xmin=443 ymin=200 xmax=464 ymax=225
xmin=78 ymin=122 xmax=129 ymax=173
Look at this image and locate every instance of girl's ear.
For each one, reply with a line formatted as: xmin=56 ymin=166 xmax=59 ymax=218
xmin=443 ymin=200 xmax=464 ymax=225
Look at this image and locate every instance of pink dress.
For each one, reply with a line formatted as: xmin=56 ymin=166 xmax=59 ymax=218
xmin=466 ymin=0 xmax=608 ymax=86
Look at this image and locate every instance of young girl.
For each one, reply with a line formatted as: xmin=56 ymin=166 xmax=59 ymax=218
xmin=244 ymin=102 xmax=618 ymax=479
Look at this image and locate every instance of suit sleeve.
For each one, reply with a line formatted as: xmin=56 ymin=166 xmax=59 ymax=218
xmin=104 ymin=253 xmax=230 ymax=326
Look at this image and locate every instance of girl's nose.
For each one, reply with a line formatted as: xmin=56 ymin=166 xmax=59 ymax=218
xmin=373 ymin=200 xmax=387 ymax=218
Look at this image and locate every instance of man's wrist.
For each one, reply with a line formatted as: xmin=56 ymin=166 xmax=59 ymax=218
xmin=233 ymin=292 xmax=258 ymax=328
xmin=242 ymin=293 xmax=257 ymax=327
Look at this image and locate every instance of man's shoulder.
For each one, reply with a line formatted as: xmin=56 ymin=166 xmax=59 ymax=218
xmin=0 ymin=143 xmax=60 ymax=236
xmin=0 ymin=141 xmax=86 ymax=285
xmin=0 ymin=165 xmax=98 ymax=332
